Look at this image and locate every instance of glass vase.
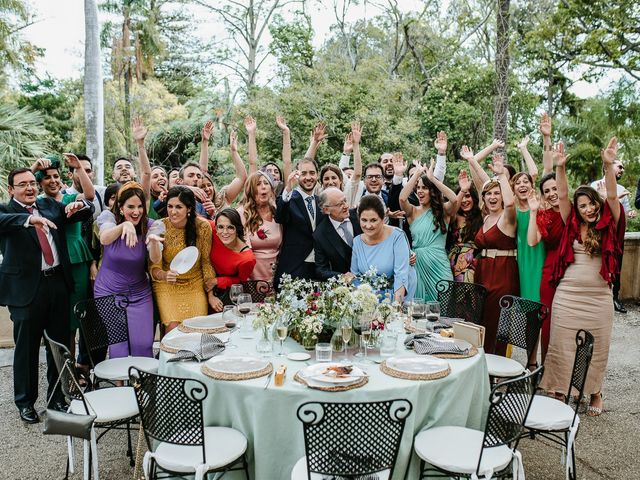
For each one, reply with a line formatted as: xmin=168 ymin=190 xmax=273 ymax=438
xmin=256 ymin=325 xmax=273 ymax=355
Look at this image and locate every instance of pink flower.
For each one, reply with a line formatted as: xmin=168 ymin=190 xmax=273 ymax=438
xmin=256 ymin=228 xmax=268 ymax=240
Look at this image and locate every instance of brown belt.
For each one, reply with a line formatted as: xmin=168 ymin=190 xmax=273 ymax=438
xmin=480 ymin=249 xmax=517 ymax=258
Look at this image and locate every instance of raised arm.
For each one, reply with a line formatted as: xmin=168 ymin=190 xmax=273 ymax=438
xmin=199 ymin=120 xmax=214 ymax=174
xmin=426 ymin=158 xmax=459 ymax=221
xmin=275 ymin=116 xmax=291 ymax=181
xmin=223 ymin=130 xmax=249 ymax=204
xmin=454 ymin=170 xmax=472 ymax=216
xmin=540 ymin=112 xmax=553 ymax=175
xmin=490 ymin=155 xmax=517 ymax=229
xmin=460 ymin=145 xmax=489 ymax=192
xmin=553 ymin=142 xmax=572 ymax=222
xmin=399 ymin=158 xmax=422 ymax=219
xmin=517 ymin=135 xmax=538 ymax=181
xmin=244 ymin=116 xmax=258 ymax=174
xmin=64 ymin=153 xmax=95 ymax=201
xmin=351 ymin=121 xmax=362 ymax=182
xmin=526 ymin=190 xmax=542 ymax=246
xmin=433 ymin=131 xmax=448 ymax=182
xmin=304 ymin=122 xmax=327 ymax=161
xmin=132 ymin=117 xmax=151 ymax=202
xmin=601 ymin=137 xmax=621 ymax=225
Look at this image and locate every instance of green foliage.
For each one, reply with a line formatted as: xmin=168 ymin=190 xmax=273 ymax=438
xmin=269 ymin=12 xmax=314 ymax=82
xmin=0 ymin=0 xmax=42 ymax=88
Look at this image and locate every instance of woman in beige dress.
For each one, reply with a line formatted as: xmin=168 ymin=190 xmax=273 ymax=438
xmin=541 ymin=138 xmax=622 ymax=416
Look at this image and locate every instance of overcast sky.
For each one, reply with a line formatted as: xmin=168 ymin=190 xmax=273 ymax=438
xmin=23 ymin=0 xmax=614 ymax=98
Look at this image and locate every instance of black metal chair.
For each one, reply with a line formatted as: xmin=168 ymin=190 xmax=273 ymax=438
xmin=75 ymin=294 xmax=158 ymax=388
xmin=44 ymin=331 xmax=139 ymax=479
xmin=486 ymin=295 xmax=548 ymax=379
xmin=521 ymin=330 xmax=595 ymax=480
xmin=436 ymin=280 xmax=488 ymax=325
xmin=217 ymin=280 xmax=274 ymax=306
xmin=128 ymin=367 xmax=250 ymax=480
xmin=292 ymin=399 xmax=413 ymax=479
xmin=415 ymin=367 xmax=543 ymax=479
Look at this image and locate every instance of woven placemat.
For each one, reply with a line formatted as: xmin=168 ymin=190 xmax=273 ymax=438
xmin=294 ymin=371 xmax=368 ymax=392
xmin=178 ymin=323 xmax=229 ymax=334
xmin=431 ymin=345 xmax=478 ymax=359
xmin=380 ymin=360 xmax=451 ymax=381
xmin=201 ymin=361 xmax=273 ymax=381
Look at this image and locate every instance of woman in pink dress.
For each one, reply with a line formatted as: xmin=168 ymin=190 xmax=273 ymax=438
xmin=237 ymin=172 xmax=283 ymax=283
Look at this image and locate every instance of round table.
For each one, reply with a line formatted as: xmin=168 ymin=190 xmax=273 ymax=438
xmin=159 ymin=327 xmax=490 ymax=479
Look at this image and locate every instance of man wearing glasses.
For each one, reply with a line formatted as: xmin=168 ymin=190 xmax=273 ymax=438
xmin=0 ymin=168 xmax=93 ymax=424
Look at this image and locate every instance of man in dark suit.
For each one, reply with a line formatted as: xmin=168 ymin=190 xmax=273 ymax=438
xmin=274 ymin=158 xmax=325 ymax=289
xmin=314 ymin=187 xmax=362 ymax=280
xmin=0 ymin=167 xmax=93 ymax=423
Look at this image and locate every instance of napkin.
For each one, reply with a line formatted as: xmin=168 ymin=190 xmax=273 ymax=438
xmin=167 ymin=334 xmax=226 ymax=362
xmin=404 ymin=333 xmax=469 ymax=356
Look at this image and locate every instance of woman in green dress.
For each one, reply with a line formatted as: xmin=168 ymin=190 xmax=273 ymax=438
xmin=399 ymin=159 xmax=458 ymax=301
xmin=33 ymin=154 xmax=95 ymax=358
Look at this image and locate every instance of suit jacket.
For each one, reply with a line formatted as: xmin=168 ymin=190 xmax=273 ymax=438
xmin=274 ymin=190 xmax=324 ymax=283
xmin=388 ymin=181 xmax=418 ymax=246
xmin=314 ymin=209 xmax=362 ymax=280
xmin=0 ymin=197 xmax=93 ymax=307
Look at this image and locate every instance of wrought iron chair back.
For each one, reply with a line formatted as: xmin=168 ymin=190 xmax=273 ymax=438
xmin=436 ymin=280 xmax=488 ymax=325
xmin=74 ymin=294 xmax=131 ymax=364
xmin=496 ymin=295 xmax=547 ymax=357
xmin=296 ymin=399 xmax=412 ymax=479
xmin=478 ymin=366 xmax=543 ymax=474
xmin=43 ymin=331 xmax=87 ymax=407
xmin=242 ymin=280 xmax=274 ymax=303
xmin=566 ymin=329 xmax=595 ymax=420
xmin=128 ymin=367 xmax=208 ymax=464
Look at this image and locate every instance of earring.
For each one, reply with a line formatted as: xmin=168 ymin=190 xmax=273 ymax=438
xmin=120 ymin=210 xmax=124 ymax=215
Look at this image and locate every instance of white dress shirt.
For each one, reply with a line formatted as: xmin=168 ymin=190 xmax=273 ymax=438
xmin=16 ymin=199 xmax=61 ymax=269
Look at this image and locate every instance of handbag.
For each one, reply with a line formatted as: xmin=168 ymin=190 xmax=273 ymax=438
xmin=43 ymin=360 xmax=96 ymax=440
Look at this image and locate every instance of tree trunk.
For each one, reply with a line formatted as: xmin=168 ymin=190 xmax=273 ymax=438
xmin=493 ymin=0 xmax=510 ymax=153
xmin=84 ymin=0 xmax=104 ymax=184
xmin=123 ymin=4 xmax=132 ymax=155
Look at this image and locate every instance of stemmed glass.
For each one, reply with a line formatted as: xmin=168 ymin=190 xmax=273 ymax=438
xmin=230 ymin=284 xmax=243 ymax=305
xmin=340 ymin=318 xmax=353 ymax=363
xmin=223 ymin=305 xmax=238 ymax=349
xmin=353 ymin=315 xmax=364 ymax=358
xmin=360 ymin=318 xmax=373 ymax=364
xmin=275 ymin=317 xmax=288 ymax=357
xmin=410 ymin=299 xmax=426 ymax=323
xmin=237 ymin=293 xmax=252 ymax=333
xmin=426 ymin=301 xmax=441 ymax=331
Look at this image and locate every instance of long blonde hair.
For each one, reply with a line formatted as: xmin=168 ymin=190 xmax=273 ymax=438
xmin=241 ymin=171 xmax=276 ymax=235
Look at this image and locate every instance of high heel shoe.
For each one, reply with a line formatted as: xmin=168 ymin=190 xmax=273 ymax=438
xmin=586 ymin=392 xmax=604 ymax=417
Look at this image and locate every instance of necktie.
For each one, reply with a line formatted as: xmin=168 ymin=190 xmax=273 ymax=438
xmin=305 ymin=196 xmax=315 ymax=220
xmin=26 ymin=207 xmax=54 ymax=266
xmin=339 ymin=220 xmax=353 ymax=247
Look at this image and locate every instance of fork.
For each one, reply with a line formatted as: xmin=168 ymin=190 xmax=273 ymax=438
xmin=263 ymin=368 xmax=274 ymax=389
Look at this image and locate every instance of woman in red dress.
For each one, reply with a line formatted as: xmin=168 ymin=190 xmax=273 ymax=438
xmin=526 ymin=172 xmax=564 ymax=362
xmin=473 ymin=156 xmax=519 ymax=355
xmin=208 ymin=208 xmax=256 ymax=301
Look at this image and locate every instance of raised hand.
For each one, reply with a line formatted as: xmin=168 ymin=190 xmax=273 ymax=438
xmin=517 ymin=135 xmax=530 ymax=149
xmin=286 ymin=170 xmax=300 ymax=191
xmin=31 ymin=158 xmax=52 ymax=172
xmin=386 ymin=208 xmax=406 ymax=220
xmin=392 ymin=152 xmax=406 ymax=177
xmin=145 ymin=234 xmax=164 ymax=247
xmin=601 ymin=136 xmax=618 ymax=166
xmin=552 ymin=142 xmax=568 ymax=167
xmin=539 ymin=112 xmax=552 ymax=137
xmin=312 ymin=122 xmax=328 ymax=143
xmin=434 ymin=131 xmax=447 ymax=154
xmin=132 ymin=117 xmax=148 ymax=142
xmin=527 ymin=189 xmax=540 ymax=212
xmin=343 ymin=133 xmax=353 ymax=154
xmin=459 ymin=145 xmax=474 ymax=162
xmin=491 ymin=138 xmax=505 ymax=150
xmin=351 ymin=121 xmax=362 ymax=145
xmin=120 ymin=221 xmax=138 ymax=248
xmin=426 ymin=158 xmax=435 ymax=181
xmin=201 ymin=119 xmax=215 ymax=141
xmin=244 ymin=116 xmax=257 ymax=134
xmin=63 ymin=153 xmax=81 ymax=170
xmin=458 ymin=170 xmax=471 ymax=192
xmin=229 ymin=130 xmax=238 ymax=153
xmin=275 ymin=115 xmax=289 ymax=133
xmin=202 ymin=199 xmax=216 ymax=217
xmin=488 ymin=154 xmax=505 ymax=175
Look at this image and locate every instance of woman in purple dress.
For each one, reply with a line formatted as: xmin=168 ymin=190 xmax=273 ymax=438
xmin=94 ymin=182 xmax=164 ymax=358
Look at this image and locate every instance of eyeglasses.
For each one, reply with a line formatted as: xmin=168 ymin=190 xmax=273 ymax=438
xmin=365 ymin=175 xmax=383 ymax=180
xmin=13 ymin=181 xmax=38 ymax=189
xmin=325 ymin=200 xmax=347 ymax=208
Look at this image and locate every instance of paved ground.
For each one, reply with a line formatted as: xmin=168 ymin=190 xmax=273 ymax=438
xmin=0 ymin=307 xmax=639 ymax=480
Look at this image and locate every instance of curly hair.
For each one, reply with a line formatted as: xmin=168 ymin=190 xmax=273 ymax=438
xmin=166 ymin=186 xmax=198 ymax=247
xmin=241 ymin=172 xmax=275 ymax=235
xmin=574 ymin=186 xmax=603 ymax=256
xmin=112 ymin=181 xmax=149 ymax=237
xmin=419 ymin=175 xmax=447 ymax=234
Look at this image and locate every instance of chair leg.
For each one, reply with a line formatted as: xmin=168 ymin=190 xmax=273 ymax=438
xmin=418 ymin=459 xmax=425 ymax=479
xmin=243 ymin=454 xmax=250 ymax=480
xmin=126 ymin=420 xmax=134 ymax=466
xmin=65 ymin=455 xmax=70 ymax=480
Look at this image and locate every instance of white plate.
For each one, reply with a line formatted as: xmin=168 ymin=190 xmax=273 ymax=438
xmin=287 ymin=352 xmax=311 ymax=361
xmin=204 ymin=356 xmax=269 ymax=375
xmin=301 ymin=363 xmax=365 ymax=385
xmin=385 ymin=355 xmax=449 ymax=375
xmin=183 ymin=313 xmax=226 ymax=330
xmin=170 ymin=246 xmax=199 ymax=274
xmin=161 ymin=332 xmax=229 ymax=352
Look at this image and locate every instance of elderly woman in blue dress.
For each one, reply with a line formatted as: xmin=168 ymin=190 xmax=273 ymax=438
xmin=349 ymin=195 xmax=416 ymax=303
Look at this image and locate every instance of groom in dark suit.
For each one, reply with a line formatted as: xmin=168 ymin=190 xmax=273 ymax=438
xmin=0 ymin=167 xmax=93 ymax=423
xmin=314 ymin=187 xmax=362 ymax=280
xmin=274 ymin=158 xmax=325 ymax=289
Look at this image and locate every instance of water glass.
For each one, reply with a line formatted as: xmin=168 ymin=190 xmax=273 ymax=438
xmin=380 ymin=331 xmax=398 ymax=356
xmin=315 ymin=342 xmax=332 ymax=362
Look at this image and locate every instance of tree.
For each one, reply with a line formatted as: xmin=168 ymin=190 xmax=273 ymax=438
xmin=0 ymin=0 xmax=41 ymax=88
xmin=85 ymin=0 xmax=105 ymax=184
xmin=493 ymin=0 xmax=510 ymax=149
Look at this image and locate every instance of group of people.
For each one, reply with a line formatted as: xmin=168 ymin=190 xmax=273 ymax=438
xmin=1 ymin=112 xmax=631 ymax=423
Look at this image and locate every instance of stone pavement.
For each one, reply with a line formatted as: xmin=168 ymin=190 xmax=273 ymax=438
xmin=0 ymin=307 xmax=639 ymax=479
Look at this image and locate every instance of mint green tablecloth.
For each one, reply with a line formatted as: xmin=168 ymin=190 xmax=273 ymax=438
xmin=159 ymin=329 xmax=490 ymax=479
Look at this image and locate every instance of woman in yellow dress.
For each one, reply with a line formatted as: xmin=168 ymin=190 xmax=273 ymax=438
xmin=150 ymin=186 xmax=222 ymax=333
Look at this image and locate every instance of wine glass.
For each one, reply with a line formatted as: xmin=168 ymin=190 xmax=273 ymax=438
xmin=426 ymin=301 xmax=441 ymax=331
xmin=230 ymin=284 xmax=243 ymax=305
xmin=353 ymin=315 xmax=364 ymax=358
xmin=340 ymin=319 xmax=353 ymax=363
xmin=275 ymin=317 xmax=288 ymax=357
xmin=237 ymin=293 xmax=252 ymax=332
xmin=223 ymin=305 xmax=238 ymax=349
xmin=360 ymin=319 xmax=373 ymax=364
